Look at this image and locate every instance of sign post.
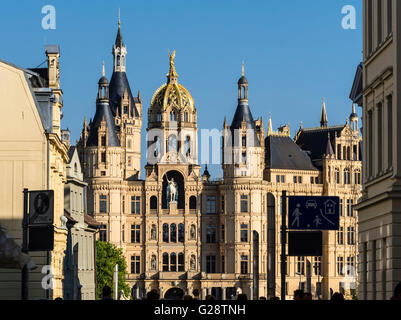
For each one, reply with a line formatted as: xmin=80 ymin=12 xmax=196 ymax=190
xmin=280 ymin=191 xmax=287 ymax=301
xmin=21 ymin=188 xmax=29 ymax=300
xmin=288 ymin=196 xmax=340 ymax=231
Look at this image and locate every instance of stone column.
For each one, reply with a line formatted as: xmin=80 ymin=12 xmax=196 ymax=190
xmin=222 ymin=288 xmax=226 ymax=300
xmin=202 ymin=288 xmax=207 ymax=299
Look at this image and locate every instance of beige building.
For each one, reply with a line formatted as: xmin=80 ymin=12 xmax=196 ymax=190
xmin=0 ymin=46 xmax=69 ymax=299
xmin=63 ymin=146 xmax=98 ymax=300
xmin=78 ymin=20 xmax=362 ymax=300
xmin=353 ymin=0 xmax=401 ymax=300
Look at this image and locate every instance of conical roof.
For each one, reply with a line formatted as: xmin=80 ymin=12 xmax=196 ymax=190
xmin=86 ymin=101 xmax=120 ymax=147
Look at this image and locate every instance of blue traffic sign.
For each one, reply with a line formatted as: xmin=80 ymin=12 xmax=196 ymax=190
xmin=288 ymin=196 xmax=340 ymax=230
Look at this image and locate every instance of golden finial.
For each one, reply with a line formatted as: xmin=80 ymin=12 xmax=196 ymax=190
xmin=168 ymin=49 xmax=178 ymax=81
xmin=102 ymin=61 xmax=105 ymax=77
xmin=242 ymin=61 xmax=245 ymax=76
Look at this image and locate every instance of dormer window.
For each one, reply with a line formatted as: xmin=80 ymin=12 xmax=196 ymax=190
xmin=170 ymin=111 xmax=176 ymax=121
xmin=157 ymin=113 xmax=162 ymax=122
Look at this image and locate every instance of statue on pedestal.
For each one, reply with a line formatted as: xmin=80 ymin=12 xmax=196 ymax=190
xmin=166 ymin=174 xmax=177 ymax=204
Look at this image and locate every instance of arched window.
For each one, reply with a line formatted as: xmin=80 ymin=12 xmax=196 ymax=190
xmin=184 ymin=112 xmax=189 ymax=122
xmin=157 ymin=113 xmax=162 ymax=122
xmin=335 ymin=168 xmax=340 ymax=184
xmin=178 ymin=223 xmax=184 ymax=242
xmin=347 ymin=146 xmax=351 ymax=160
xmin=151 ymin=224 xmax=157 ymax=240
xmin=170 ymin=253 xmax=177 ymax=271
xmin=343 ymin=146 xmax=347 ymax=160
xmin=163 ymin=224 xmax=169 ymax=242
xmin=337 ymin=145 xmax=341 ymax=160
xmin=150 ymin=196 xmax=157 ymax=210
xmin=74 ymin=163 xmax=78 ymax=173
xmin=153 ymin=136 xmax=160 ymax=157
xmin=168 ymin=134 xmax=177 ymax=152
xmin=185 ymin=136 xmax=191 ymax=157
xmin=170 ymin=111 xmax=176 ymax=121
xmin=190 ymin=225 xmax=196 ymax=240
xmin=162 ymin=253 xmax=169 ymax=271
xmin=189 ymin=196 xmax=196 ymax=209
xmin=170 ymin=223 xmax=177 ymax=242
xmin=117 ymin=55 xmax=121 ymax=66
xmin=178 ymin=253 xmax=184 ymax=271
xmin=344 ymin=168 xmax=351 ymax=184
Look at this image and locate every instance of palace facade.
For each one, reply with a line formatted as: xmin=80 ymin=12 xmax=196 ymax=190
xmin=78 ymin=20 xmax=362 ymax=300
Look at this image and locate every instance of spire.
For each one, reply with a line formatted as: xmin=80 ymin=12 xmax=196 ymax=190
xmin=223 ymin=116 xmax=227 ymax=128
xmin=238 ymin=61 xmax=248 ymax=101
xmin=267 ymin=112 xmax=273 ymax=136
xmin=167 ymin=49 xmax=178 ymax=83
xmin=102 ymin=61 xmax=105 ymax=77
xmin=325 ymin=132 xmax=334 ymax=157
xmin=320 ymin=97 xmax=328 ymax=128
xmin=115 ymin=9 xmax=123 ymax=47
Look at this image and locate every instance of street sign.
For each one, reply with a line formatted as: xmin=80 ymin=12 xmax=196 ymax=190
xmin=288 ymin=196 xmax=340 ymax=230
xmin=28 ymin=190 xmax=54 ymax=225
xmin=288 ymin=231 xmax=322 ymax=256
xmin=28 ymin=225 xmax=54 ymax=251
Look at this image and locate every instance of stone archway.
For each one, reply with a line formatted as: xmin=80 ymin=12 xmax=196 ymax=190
xmin=164 ymin=287 xmax=185 ymax=300
xmin=162 ymin=170 xmax=185 ymax=209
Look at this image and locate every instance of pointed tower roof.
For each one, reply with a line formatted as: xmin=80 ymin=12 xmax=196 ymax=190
xmin=320 ymin=98 xmax=328 ymax=128
xmin=325 ymin=133 xmax=334 ymax=156
xmin=349 ymin=103 xmax=358 ymax=119
xmin=115 ymin=9 xmax=123 ymax=47
xmin=231 ymin=62 xmax=254 ymax=129
xmin=86 ymin=68 xmax=120 ymax=147
xmin=267 ymin=113 xmax=273 ymax=136
xmin=109 ymin=14 xmax=139 ymax=118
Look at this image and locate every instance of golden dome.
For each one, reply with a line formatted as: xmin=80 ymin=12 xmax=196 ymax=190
xmin=150 ymin=50 xmax=195 ymax=112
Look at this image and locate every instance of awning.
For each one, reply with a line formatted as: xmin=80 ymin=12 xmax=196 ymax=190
xmin=0 ymin=224 xmax=36 ymax=270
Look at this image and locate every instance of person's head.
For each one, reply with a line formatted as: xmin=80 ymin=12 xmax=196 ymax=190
xmin=293 ymin=289 xmax=304 ymax=301
xmin=237 ymin=293 xmax=248 ymax=301
xmin=54 ymin=297 xmax=63 ymax=301
xmin=259 ymin=296 xmax=267 ymax=300
xmin=330 ymin=292 xmax=344 ymax=301
xmin=392 ymin=282 xmax=401 ymax=300
xmin=269 ymin=296 xmax=280 ymax=301
xmin=183 ymin=295 xmax=193 ymax=301
xmin=146 ymin=289 xmax=160 ymax=301
xmin=205 ymin=295 xmax=215 ymax=300
xmin=102 ymin=286 xmax=112 ymax=299
xmin=303 ymin=292 xmax=312 ymax=300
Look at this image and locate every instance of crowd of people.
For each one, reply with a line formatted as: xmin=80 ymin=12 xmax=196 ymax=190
xmin=98 ymin=282 xmax=401 ymax=301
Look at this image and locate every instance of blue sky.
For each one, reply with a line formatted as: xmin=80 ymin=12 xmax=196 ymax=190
xmin=0 ymin=1 xmax=362 ymax=179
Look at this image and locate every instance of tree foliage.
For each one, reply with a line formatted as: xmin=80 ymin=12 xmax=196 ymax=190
xmin=96 ymin=241 xmax=130 ymax=299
